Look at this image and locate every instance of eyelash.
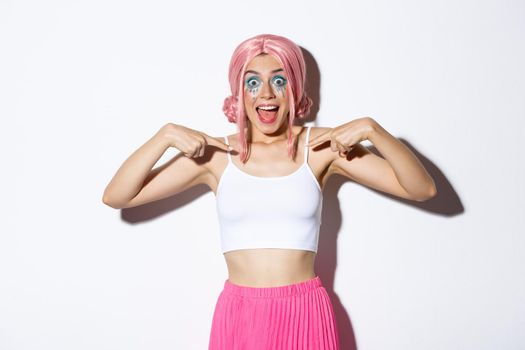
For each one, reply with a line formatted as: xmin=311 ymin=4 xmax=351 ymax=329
xmin=245 ymin=75 xmax=287 ymax=89
xmin=272 ymin=76 xmax=287 ymax=87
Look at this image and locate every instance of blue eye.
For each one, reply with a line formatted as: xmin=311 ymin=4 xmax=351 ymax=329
xmin=272 ymin=75 xmax=287 ymax=87
xmin=245 ymin=77 xmax=261 ymax=89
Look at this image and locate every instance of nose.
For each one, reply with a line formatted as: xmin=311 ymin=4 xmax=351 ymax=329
xmin=260 ymin=80 xmax=275 ymax=99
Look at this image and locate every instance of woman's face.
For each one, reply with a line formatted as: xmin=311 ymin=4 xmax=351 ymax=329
xmin=243 ymin=54 xmax=290 ymax=133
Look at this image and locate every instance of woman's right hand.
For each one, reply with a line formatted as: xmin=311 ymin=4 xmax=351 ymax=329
xmin=158 ymin=123 xmax=233 ymax=158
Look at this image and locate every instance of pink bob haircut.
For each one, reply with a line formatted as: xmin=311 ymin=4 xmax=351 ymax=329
xmin=222 ymin=34 xmax=313 ymax=163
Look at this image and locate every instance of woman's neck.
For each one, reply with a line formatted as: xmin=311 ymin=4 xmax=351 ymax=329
xmin=246 ymin=122 xmax=295 ymax=144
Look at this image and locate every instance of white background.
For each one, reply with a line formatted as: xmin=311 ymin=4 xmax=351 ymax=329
xmin=1 ymin=0 xmax=524 ymax=349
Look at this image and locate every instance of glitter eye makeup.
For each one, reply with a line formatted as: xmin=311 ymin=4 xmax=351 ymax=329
xmin=271 ymin=75 xmax=287 ymax=96
xmin=245 ymin=76 xmax=261 ymax=97
xmin=245 ymin=74 xmax=287 ymax=98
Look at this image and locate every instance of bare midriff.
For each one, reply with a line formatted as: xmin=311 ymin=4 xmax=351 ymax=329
xmin=223 ymin=248 xmax=317 ymax=287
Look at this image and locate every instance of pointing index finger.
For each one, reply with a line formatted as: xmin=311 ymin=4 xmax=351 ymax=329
xmin=306 ymin=129 xmax=331 ymax=148
xmin=206 ymin=135 xmax=235 ymax=152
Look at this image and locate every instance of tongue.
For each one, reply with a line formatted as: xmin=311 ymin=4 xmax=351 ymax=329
xmin=258 ymin=108 xmax=278 ymax=120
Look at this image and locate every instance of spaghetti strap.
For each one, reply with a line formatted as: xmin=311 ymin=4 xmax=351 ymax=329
xmin=223 ymin=136 xmax=232 ymax=163
xmin=304 ymin=126 xmax=312 ymax=165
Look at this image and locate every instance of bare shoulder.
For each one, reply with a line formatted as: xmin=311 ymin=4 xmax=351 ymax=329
xmin=302 ymin=126 xmax=338 ymax=189
xmin=206 ymin=134 xmax=232 ymax=160
xmin=204 ymin=134 xmax=233 ymax=194
xmin=307 ymin=126 xmax=336 ymax=161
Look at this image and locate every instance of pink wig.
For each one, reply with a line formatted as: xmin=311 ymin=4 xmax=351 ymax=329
xmin=222 ymin=34 xmax=313 ymax=163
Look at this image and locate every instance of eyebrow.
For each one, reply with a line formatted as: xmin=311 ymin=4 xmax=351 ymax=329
xmin=244 ymin=68 xmax=284 ymax=75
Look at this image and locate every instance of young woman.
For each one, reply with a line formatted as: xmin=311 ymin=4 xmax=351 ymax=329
xmin=102 ymin=34 xmax=437 ymax=350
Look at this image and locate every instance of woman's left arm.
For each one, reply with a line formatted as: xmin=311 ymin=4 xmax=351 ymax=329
xmin=307 ymin=117 xmax=437 ymax=202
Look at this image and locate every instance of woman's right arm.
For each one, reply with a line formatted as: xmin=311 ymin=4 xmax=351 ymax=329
xmin=102 ymin=123 xmax=231 ymax=209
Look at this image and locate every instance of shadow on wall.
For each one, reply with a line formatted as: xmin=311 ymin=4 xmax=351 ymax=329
xmin=119 ymin=46 xmax=463 ymax=350
xmin=314 ymin=160 xmax=462 ymax=349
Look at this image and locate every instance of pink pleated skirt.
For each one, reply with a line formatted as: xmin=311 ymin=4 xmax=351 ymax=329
xmin=208 ymin=275 xmax=340 ymax=350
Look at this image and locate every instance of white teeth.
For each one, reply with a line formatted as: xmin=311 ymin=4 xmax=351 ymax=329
xmin=258 ymin=106 xmax=278 ymax=111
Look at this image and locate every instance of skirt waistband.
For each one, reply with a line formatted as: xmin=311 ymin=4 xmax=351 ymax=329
xmin=222 ymin=276 xmax=322 ymax=298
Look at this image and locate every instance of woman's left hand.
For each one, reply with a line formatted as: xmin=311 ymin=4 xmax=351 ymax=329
xmin=306 ymin=117 xmax=377 ymax=157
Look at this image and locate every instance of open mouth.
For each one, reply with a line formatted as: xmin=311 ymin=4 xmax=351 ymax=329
xmin=256 ymin=105 xmax=279 ymax=123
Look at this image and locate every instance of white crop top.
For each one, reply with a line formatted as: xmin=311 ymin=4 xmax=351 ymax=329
xmin=215 ymin=126 xmax=323 ymax=254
